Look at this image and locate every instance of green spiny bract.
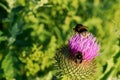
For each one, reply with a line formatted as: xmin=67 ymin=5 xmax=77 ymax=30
xmin=55 ymin=45 xmax=96 ymax=80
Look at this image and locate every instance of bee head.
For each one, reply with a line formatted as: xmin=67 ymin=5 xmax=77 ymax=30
xmin=75 ymin=52 xmax=82 ymax=59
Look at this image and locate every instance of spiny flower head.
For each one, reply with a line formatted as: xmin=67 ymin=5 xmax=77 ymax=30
xmin=55 ymin=24 xmax=100 ymax=80
xmin=55 ymin=45 xmax=97 ymax=80
xmin=68 ymin=33 xmax=99 ymax=60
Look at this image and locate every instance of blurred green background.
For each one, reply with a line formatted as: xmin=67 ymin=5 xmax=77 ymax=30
xmin=0 ymin=0 xmax=120 ymax=80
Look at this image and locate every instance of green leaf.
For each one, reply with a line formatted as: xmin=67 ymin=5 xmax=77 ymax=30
xmin=0 ymin=31 xmax=7 ymax=43
xmin=12 ymin=6 xmax=24 ymax=13
xmin=1 ymin=52 xmax=16 ymax=80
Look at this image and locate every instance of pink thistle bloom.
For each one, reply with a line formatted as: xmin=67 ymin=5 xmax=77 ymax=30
xmin=68 ymin=33 xmax=99 ymax=60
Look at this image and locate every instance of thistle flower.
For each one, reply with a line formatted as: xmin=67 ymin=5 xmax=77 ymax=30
xmin=55 ymin=29 xmax=100 ymax=80
xmin=68 ymin=33 xmax=99 ymax=60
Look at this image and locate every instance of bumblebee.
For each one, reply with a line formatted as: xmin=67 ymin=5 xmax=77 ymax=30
xmin=73 ymin=52 xmax=83 ymax=64
xmin=73 ymin=24 xmax=90 ymax=37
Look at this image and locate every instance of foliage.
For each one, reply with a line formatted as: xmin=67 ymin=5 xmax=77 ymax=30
xmin=0 ymin=0 xmax=120 ymax=80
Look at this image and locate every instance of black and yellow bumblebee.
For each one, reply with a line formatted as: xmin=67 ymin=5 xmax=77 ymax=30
xmin=71 ymin=52 xmax=83 ymax=64
xmin=73 ymin=24 xmax=90 ymax=37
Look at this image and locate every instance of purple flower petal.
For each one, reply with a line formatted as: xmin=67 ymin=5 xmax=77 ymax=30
xmin=68 ymin=33 xmax=100 ymax=60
